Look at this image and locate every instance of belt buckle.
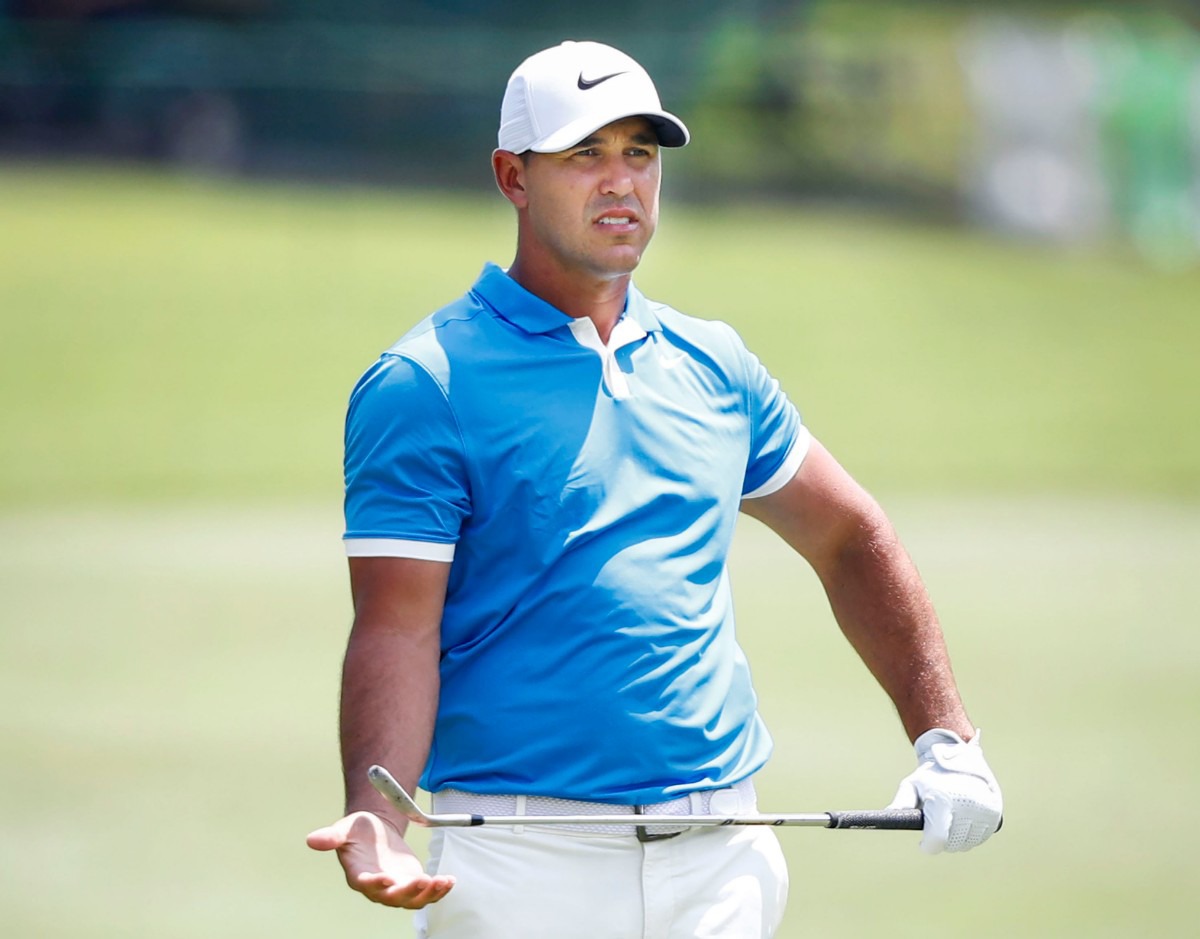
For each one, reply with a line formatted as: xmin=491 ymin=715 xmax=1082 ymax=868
xmin=634 ymin=804 xmax=683 ymax=842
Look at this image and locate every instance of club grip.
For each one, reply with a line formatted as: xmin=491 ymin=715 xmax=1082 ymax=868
xmin=826 ymin=809 xmax=924 ymax=830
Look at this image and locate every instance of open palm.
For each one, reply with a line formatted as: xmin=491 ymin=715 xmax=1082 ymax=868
xmin=307 ymin=811 xmax=455 ymax=908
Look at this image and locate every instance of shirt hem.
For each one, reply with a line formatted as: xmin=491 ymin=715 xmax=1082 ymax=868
xmin=742 ymin=427 xmax=811 ymax=499
xmin=343 ymin=538 xmax=456 ymax=561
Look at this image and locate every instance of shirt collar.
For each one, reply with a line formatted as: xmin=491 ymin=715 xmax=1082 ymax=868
xmin=623 ymin=281 xmax=663 ymax=335
xmin=470 ymin=262 xmax=662 ymax=336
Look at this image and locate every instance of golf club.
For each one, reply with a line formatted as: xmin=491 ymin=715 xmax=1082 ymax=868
xmin=368 ymin=764 xmax=924 ymax=831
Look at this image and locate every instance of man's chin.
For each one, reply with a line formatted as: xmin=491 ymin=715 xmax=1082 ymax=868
xmin=590 ymin=246 xmax=645 ymax=278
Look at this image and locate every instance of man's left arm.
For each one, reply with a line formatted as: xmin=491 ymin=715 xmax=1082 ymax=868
xmin=740 ymin=436 xmax=1003 ymax=853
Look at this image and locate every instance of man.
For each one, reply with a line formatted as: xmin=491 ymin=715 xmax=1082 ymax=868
xmin=307 ymin=40 xmax=1002 ymax=938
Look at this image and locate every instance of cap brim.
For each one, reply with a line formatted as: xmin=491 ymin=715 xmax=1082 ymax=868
xmin=528 ymin=109 xmax=690 ymax=153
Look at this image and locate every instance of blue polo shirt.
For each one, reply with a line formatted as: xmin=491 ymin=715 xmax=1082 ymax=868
xmin=344 ymin=263 xmax=807 ymax=803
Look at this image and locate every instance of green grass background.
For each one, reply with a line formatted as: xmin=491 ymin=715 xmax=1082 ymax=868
xmin=2 ymin=164 xmax=1198 ymax=937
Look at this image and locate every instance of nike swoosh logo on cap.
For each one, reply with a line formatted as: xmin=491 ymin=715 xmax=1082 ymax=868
xmin=577 ymin=71 xmax=627 ymax=90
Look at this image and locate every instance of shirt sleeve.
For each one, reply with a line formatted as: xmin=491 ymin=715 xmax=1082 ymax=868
xmin=736 ymin=334 xmax=808 ymax=499
xmin=343 ymin=353 xmax=471 ymax=558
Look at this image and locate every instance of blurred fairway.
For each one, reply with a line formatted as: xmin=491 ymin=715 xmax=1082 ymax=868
xmin=2 ymin=163 xmax=1198 ymax=937
xmin=2 ymin=164 xmax=1198 ymax=505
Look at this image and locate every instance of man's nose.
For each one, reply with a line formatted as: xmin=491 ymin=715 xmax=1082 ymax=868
xmin=598 ymin=156 xmax=635 ymax=197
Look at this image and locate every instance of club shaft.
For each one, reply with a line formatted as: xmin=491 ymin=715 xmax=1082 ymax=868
xmin=367 ymin=764 xmax=922 ymax=831
xmin=399 ymin=811 xmax=919 ymax=830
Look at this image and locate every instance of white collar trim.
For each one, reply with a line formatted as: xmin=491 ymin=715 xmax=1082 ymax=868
xmin=567 ymin=316 xmax=647 ymax=400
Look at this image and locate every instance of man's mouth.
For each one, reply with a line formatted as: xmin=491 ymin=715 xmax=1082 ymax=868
xmin=595 ymin=210 xmax=639 ymax=231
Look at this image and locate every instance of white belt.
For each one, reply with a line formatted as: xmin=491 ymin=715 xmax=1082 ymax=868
xmin=431 ymin=778 xmax=757 ymax=840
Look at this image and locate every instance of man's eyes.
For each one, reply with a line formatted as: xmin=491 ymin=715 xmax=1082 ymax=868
xmin=571 ymin=147 xmax=655 ymax=158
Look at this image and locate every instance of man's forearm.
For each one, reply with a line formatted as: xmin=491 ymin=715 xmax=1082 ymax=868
xmin=339 ymin=625 xmax=440 ymax=834
xmin=739 ymin=440 xmax=974 ymax=744
xmin=819 ymin=515 xmax=972 ymax=743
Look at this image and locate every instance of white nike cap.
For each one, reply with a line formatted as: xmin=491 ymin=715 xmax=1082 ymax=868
xmin=498 ymin=40 xmax=690 ymax=154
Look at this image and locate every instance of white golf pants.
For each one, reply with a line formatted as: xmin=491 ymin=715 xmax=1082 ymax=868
xmin=413 ymin=822 xmax=789 ymax=939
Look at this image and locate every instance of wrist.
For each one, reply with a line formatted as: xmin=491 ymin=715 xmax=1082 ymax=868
xmin=344 ymin=798 xmax=411 ymax=837
xmin=913 ymin=726 xmax=980 ymax=762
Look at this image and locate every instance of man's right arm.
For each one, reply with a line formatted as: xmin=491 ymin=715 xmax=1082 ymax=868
xmin=306 ymin=555 xmax=455 ymax=909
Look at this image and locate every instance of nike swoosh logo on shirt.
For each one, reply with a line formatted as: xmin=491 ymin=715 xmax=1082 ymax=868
xmin=577 ymin=71 xmax=627 ymax=90
xmin=659 ymin=351 xmax=688 ymax=369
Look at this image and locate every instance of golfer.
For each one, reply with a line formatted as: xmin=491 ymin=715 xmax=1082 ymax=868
xmin=308 ymin=40 xmax=1002 ymax=938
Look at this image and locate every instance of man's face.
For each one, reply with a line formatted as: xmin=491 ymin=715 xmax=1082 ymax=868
xmin=518 ymin=116 xmax=661 ymax=282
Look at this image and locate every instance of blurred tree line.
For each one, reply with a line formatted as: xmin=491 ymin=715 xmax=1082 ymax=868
xmin=3 ymin=0 xmax=1199 ymax=255
xmin=0 ymin=0 xmax=755 ymax=185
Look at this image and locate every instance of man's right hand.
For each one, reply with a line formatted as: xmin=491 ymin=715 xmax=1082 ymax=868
xmin=306 ymin=811 xmax=455 ymax=908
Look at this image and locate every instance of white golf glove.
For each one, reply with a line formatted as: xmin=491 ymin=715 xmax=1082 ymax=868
xmin=888 ymin=727 xmax=1002 ymax=855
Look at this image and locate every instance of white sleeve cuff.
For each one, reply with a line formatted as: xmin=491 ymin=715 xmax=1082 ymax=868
xmin=344 ymin=538 xmax=456 ymax=561
xmin=742 ymin=427 xmax=811 ymax=500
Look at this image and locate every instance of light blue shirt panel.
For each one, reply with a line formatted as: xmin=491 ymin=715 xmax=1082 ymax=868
xmin=343 ymin=264 xmax=803 ymax=803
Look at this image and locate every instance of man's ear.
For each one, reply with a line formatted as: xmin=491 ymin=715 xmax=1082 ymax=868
xmin=492 ymin=149 xmax=529 ymax=208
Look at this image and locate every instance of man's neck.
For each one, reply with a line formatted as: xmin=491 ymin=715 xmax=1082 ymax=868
xmin=507 ymin=258 xmax=630 ymax=344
